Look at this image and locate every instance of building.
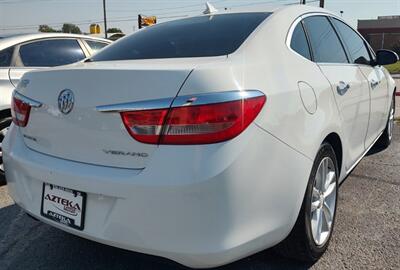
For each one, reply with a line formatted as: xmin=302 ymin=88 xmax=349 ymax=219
xmin=357 ymin=16 xmax=400 ymax=53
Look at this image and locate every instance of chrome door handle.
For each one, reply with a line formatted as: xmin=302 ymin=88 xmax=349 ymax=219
xmin=337 ymin=81 xmax=350 ymax=96
xmin=370 ymin=80 xmax=379 ymax=89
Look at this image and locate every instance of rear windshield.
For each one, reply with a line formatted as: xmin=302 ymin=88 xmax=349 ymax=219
xmin=92 ymin=12 xmax=271 ymax=61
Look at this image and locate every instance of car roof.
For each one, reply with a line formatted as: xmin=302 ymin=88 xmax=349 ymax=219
xmin=189 ymin=4 xmax=336 ymax=19
xmin=146 ymin=4 xmax=337 ymax=31
xmin=0 ymin=33 xmax=111 ymax=50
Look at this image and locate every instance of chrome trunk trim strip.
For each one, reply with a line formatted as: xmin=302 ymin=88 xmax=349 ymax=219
xmin=13 ymin=91 xmax=43 ymax=108
xmin=96 ymin=90 xmax=265 ymax=113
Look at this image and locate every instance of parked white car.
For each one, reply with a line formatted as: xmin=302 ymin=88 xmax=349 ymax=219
xmin=0 ymin=33 xmax=111 ymax=180
xmin=3 ymin=5 xmax=397 ymax=268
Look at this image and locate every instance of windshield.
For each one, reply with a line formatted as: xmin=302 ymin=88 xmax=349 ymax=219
xmin=92 ymin=12 xmax=271 ymax=61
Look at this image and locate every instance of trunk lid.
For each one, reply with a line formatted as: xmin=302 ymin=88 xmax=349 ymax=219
xmin=18 ymin=60 xmax=195 ymax=169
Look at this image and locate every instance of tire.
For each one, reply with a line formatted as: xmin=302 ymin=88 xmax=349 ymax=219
xmin=0 ymin=117 xmax=12 ymax=185
xmin=275 ymin=143 xmax=339 ymax=262
xmin=376 ymin=94 xmax=395 ymax=149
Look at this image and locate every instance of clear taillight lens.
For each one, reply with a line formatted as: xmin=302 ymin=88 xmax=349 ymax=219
xmin=121 ymin=94 xmax=266 ymax=145
xmin=11 ymin=94 xmax=32 ymax=127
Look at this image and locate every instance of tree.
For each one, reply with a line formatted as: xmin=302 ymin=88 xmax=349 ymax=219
xmin=107 ymin=28 xmax=122 ymax=33
xmin=38 ymin=24 xmax=59 ymax=33
xmin=62 ymin=23 xmax=82 ymax=34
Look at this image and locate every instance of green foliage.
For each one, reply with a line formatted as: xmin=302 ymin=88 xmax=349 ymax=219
xmin=62 ymin=23 xmax=82 ymax=34
xmin=38 ymin=25 xmax=59 ymax=33
xmin=107 ymin=28 xmax=123 ymax=33
xmin=385 ymin=61 xmax=400 ymax=74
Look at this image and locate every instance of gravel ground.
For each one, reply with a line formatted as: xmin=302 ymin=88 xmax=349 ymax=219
xmin=0 ymin=124 xmax=399 ymax=270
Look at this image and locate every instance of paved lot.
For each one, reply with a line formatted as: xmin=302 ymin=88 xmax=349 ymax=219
xmin=0 ymin=124 xmax=399 ymax=270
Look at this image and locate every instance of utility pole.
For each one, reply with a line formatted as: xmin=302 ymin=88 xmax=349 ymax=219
xmin=320 ymin=0 xmax=325 ymax=8
xmin=103 ymin=0 xmax=108 ymax=39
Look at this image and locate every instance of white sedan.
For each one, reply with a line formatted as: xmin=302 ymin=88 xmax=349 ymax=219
xmin=3 ymin=5 xmax=397 ymax=268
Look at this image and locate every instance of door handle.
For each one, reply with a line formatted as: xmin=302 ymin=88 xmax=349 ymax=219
xmin=337 ymin=81 xmax=350 ymax=96
xmin=370 ymin=79 xmax=379 ymax=89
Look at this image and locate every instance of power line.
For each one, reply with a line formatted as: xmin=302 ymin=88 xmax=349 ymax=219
xmin=0 ymin=0 xmax=226 ymax=30
xmin=0 ymin=0 xmax=307 ymax=31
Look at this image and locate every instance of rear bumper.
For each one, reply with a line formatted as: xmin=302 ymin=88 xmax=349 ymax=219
xmin=3 ymin=124 xmax=312 ymax=268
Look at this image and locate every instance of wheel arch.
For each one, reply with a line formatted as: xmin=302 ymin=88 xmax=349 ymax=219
xmin=323 ymin=133 xmax=343 ymax=176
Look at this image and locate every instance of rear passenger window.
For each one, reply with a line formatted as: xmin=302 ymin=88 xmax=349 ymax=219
xmin=0 ymin=46 xmax=14 ymax=67
xmin=85 ymin=40 xmax=109 ymax=53
xmin=303 ymin=16 xmax=348 ymax=64
xmin=331 ymin=18 xmax=372 ymax=65
xmin=19 ymin=39 xmax=86 ymax=67
xmin=290 ymin=23 xmax=311 ymax=60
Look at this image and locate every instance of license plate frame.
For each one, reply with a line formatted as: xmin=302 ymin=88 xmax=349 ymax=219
xmin=41 ymin=183 xmax=86 ymax=231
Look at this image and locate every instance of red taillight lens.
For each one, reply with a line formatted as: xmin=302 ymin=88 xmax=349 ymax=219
xmin=121 ymin=95 xmax=266 ymax=145
xmin=11 ymin=95 xmax=32 ymax=127
xmin=121 ymin=109 xmax=169 ymax=144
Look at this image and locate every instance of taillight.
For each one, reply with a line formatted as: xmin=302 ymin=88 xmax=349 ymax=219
xmin=121 ymin=109 xmax=169 ymax=144
xmin=12 ymin=94 xmax=32 ymax=127
xmin=120 ymin=91 xmax=266 ymax=145
xmin=11 ymin=91 xmax=42 ymax=127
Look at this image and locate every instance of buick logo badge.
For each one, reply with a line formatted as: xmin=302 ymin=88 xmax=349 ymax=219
xmin=58 ymin=89 xmax=74 ymax=115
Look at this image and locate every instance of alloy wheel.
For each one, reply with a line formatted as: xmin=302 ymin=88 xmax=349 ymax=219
xmin=310 ymin=157 xmax=337 ymax=246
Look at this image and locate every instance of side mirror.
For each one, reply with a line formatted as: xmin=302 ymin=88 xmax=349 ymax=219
xmin=375 ymin=50 xmax=399 ymax=66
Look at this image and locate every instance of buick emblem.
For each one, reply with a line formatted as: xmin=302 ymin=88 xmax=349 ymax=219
xmin=58 ymin=89 xmax=74 ymax=115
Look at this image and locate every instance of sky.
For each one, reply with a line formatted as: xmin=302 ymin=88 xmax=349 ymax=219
xmin=0 ymin=0 xmax=399 ymax=35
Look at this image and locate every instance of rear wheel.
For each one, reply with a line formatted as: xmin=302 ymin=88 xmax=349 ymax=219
xmin=377 ymin=94 xmax=395 ymax=149
xmin=276 ymin=143 xmax=338 ymax=262
xmin=0 ymin=117 xmax=11 ymax=185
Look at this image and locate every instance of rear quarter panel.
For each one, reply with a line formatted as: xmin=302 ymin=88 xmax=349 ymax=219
xmin=235 ymin=8 xmax=346 ymax=179
xmin=178 ymin=8 xmax=346 ymax=179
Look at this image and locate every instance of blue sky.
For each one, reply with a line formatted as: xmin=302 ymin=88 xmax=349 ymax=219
xmin=0 ymin=0 xmax=399 ymax=34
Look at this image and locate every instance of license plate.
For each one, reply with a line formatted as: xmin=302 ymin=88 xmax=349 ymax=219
xmin=41 ymin=183 xmax=86 ymax=231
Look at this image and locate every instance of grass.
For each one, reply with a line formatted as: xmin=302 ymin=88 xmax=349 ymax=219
xmin=385 ymin=61 xmax=400 ymax=74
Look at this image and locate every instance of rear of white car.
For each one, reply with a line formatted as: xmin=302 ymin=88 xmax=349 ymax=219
xmin=3 ymin=60 xmax=312 ymax=267
xmin=3 ymin=10 xmax=314 ymax=268
xmin=3 ymin=5 xmax=396 ymax=269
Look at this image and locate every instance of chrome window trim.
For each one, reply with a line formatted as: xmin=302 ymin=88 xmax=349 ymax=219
xmin=287 ymin=13 xmax=350 ymax=64
xmin=329 ymin=17 xmax=375 ymax=66
xmin=13 ymin=91 xmax=42 ymax=108
xmin=286 ymin=15 xmax=314 ymax=62
xmin=287 ymin=12 xmax=376 ymax=67
xmin=96 ymin=90 xmax=265 ymax=113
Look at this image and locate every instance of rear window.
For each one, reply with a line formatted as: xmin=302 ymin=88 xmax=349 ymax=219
xmin=92 ymin=13 xmax=271 ymax=61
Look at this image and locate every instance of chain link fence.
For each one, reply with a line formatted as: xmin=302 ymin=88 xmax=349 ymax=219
xmin=365 ymin=33 xmax=400 ymax=55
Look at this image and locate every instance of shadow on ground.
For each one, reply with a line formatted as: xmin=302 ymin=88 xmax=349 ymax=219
xmin=0 ymin=205 xmax=312 ymax=270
